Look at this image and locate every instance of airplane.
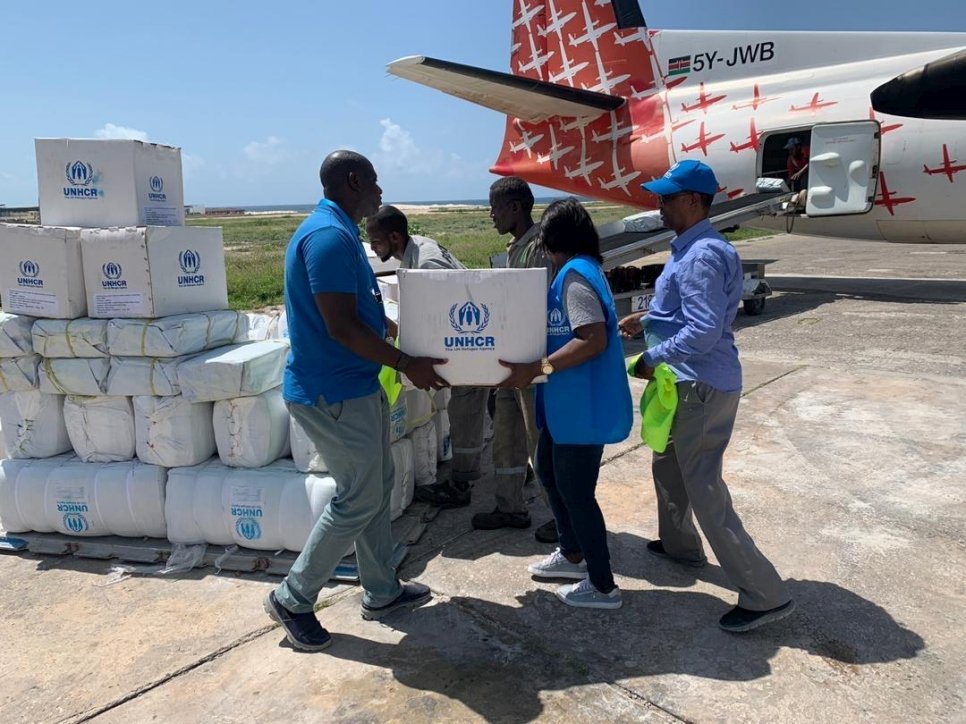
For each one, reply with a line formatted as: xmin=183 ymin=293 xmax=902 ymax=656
xmin=388 ymin=0 xmax=966 ymax=242
xmin=922 ymin=143 xmax=966 ymax=182
xmin=681 ymin=83 xmax=727 ymax=114
xmin=680 ymin=122 xmax=725 ymax=156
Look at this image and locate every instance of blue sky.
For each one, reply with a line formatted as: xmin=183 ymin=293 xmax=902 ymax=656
xmin=1 ymin=0 xmax=964 ymax=207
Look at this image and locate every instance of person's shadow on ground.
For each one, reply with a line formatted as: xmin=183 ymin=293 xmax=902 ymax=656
xmin=314 ymin=577 xmax=923 ymax=721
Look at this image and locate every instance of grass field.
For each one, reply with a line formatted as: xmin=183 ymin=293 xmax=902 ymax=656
xmin=189 ymin=204 xmax=770 ymax=310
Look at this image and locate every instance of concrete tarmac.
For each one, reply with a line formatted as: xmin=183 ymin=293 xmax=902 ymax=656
xmin=1 ymin=233 xmax=963 ymax=723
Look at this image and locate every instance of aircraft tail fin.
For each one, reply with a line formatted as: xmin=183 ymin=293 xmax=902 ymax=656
xmin=386 ymin=56 xmax=623 ymax=123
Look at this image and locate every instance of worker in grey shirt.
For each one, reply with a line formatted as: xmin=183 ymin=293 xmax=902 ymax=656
xmin=367 ymin=205 xmax=489 ymax=507
xmin=472 ymin=176 xmax=557 ymax=533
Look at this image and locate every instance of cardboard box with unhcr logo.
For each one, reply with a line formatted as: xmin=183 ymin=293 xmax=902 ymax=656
xmin=396 ymin=268 xmax=547 ymax=387
xmin=0 ymin=224 xmax=87 ymax=318
xmin=35 ymin=138 xmax=185 ymax=228
xmin=80 ymin=226 xmax=228 ymax=319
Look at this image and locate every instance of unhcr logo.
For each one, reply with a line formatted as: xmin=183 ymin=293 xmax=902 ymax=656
xmin=178 ymin=249 xmax=205 ymax=287
xmin=17 ymin=259 xmax=43 ymax=287
xmin=63 ymin=513 xmax=89 ymax=533
xmin=101 ymin=261 xmax=127 ymax=289
xmin=548 ymin=307 xmax=570 ymax=336
xmin=445 ymin=301 xmax=495 ymax=351
xmin=235 ymin=517 xmax=262 ymax=541
xmin=63 ymin=160 xmax=100 ymax=198
xmin=148 ymin=174 xmax=167 ymax=201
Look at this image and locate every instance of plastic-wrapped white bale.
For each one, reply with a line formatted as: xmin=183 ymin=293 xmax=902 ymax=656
xmin=0 ymin=391 xmax=71 ymax=458
xmin=389 ymin=394 xmax=407 ymax=444
xmin=213 ymin=387 xmax=291 ymax=468
xmin=410 ymin=419 xmax=438 ymax=487
xmin=134 ymin=395 xmax=216 ymax=467
xmin=177 ymin=340 xmax=288 ymax=402
xmin=0 ymin=355 xmax=41 ymax=392
xmin=107 ymin=311 xmax=243 ymax=358
xmin=38 ymin=357 xmax=110 ymax=395
xmin=0 ymin=312 xmax=36 ymax=358
xmin=404 ymin=388 xmax=434 ymax=434
xmin=432 ymin=388 xmax=453 ymax=462
xmin=290 ymin=414 xmax=327 ymax=474
xmin=165 ymin=458 xmax=339 ymax=551
xmin=390 ymin=437 xmax=415 ymax=520
xmin=63 ymin=396 xmax=136 ymax=462
xmin=105 ymin=356 xmax=186 ymax=396
xmin=31 ymin=318 xmax=109 ymax=358
xmin=234 ymin=311 xmax=285 ymax=342
xmin=0 ymin=416 xmax=5 ymax=459
xmin=0 ymin=455 xmax=167 ymax=537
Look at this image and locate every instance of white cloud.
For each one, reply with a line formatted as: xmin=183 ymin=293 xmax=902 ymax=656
xmin=243 ymin=136 xmax=288 ymax=165
xmin=373 ymin=118 xmax=482 ymax=179
xmin=94 ymin=123 xmax=149 ymax=141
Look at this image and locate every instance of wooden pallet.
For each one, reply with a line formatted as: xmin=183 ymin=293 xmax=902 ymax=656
xmin=0 ymin=503 xmax=439 ymax=581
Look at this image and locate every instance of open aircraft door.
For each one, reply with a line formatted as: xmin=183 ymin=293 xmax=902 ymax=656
xmin=805 ymin=121 xmax=880 ymax=217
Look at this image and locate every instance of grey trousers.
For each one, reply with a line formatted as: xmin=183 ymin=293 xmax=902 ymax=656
xmin=275 ymin=390 xmax=401 ymax=613
xmin=652 ymin=381 xmax=790 ymax=611
xmin=448 ymin=386 xmax=489 ymax=483
xmin=491 ymin=386 xmax=540 ymax=513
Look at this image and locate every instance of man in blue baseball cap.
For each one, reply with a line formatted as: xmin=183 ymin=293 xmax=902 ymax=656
xmin=619 ymin=159 xmax=795 ymax=633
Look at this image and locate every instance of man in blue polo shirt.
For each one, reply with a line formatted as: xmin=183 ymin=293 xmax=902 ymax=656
xmin=620 ymin=160 xmax=795 ymax=633
xmin=264 ymin=150 xmax=448 ymax=651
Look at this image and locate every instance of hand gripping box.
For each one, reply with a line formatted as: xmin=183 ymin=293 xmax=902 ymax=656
xmin=0 ymin=224 xmax=87 ymax=319
xmin=396 ymin=268 xmax=547 ymax=387
xmin=80 ymin=226 xmax=228 ymax=318
xmin=36 ymin=138 xmax=184 ymax=228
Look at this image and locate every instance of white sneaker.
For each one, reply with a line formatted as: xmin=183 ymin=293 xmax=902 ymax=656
xmin=556 ymin=577 xmax=622 ymax=609
xmin=527 ymin=548 xmax=588 ymax=580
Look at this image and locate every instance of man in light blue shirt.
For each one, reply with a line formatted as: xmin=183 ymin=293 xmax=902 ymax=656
xmin=264 ymin=151 xmax=448 ymax=652
xmin=620 ymin=160 xmax=794 ymax=633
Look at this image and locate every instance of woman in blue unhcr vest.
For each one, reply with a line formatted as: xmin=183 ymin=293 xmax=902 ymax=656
xmin=499 ymin=197 xmax=632 ymax=609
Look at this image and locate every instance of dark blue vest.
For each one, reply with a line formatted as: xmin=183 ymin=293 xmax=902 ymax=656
xmin=537 ymin=256 xmax=632 ymax=445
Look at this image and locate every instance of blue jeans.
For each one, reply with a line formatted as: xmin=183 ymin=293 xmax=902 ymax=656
xmin=535 ymin=426 xmax=615 ymax=593
xmin=275 ymin=390 xmax=401 ymax=612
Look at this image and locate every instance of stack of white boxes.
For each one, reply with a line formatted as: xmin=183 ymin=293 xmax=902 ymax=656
xmin=0 ymin=138 xmax=417 ymax=556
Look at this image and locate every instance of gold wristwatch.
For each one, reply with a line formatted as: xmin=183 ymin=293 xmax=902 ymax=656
xmin=540 ymin=356 xmax=554 ymax=375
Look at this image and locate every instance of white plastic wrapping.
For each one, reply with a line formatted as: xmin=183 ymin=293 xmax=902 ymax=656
xmin=404 ymin=388 xmax=435 ymax=433
xmin=290 ymin=414 xmax=327 ymax=474
xmin=165 ymin=458 xmax=338 ymax=551
xmin=389 ymin=395 xmax=407 ymax=444
xmin=134 ymin=395 xmax=216 ymax=468
xmin=213 ymin=388 xmax=291 ymax=468
xmin=0 ymin=390 xmax=71 ymax=459
xmin=0 ymin=313 xmax=36 ymax=358
xmin=410 ymin=420 xmax=438 ymax=487
xmin=0 ymin=455 xmax=167 ymax=537
xmin=38 ymin=357 xmax=111 ymax=395
xmin=106 ymin=356 xmax=186 ymax=396
xmin=31 ymin=318 xmax=109 ymax=358
xmin=107 ymin=311 xmax=243 ymax=357
xmin=63 ymin=396 xmax=136 ymax=462
xmin=177 ymin=340 xmax=288 ymax=402
xmin=390 ymin=437 xmax=415 ymax=520
xmin=0 ymin=355 xmax=41 ymax=392
xmin=432 ymin=388 xmax=453 ymax=462
xmin=0 ymin=416 xmax=5 ymax=459
xmin=234 ymin=311 xmax=287 ymax=342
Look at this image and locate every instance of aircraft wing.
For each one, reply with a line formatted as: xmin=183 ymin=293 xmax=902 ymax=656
xmin=387 ymin=56 xmax=624 ymax=123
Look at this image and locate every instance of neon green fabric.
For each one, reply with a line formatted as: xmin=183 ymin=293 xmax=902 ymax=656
xmin=627 ymin=354 xmax=678 ymax=453
xmin=379 ymin=341 xmax=403 ymax=406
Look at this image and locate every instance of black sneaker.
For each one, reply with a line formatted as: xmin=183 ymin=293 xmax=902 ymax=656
xmin=471 ymin=507 xmax=531 ymax=530
xmin=263 ymin=591 xmax=332 ymax=651
xmin=361 ymin=582 xmax=432 ymax=620
xmin=719 ymin=600 xmax=797 ymax=632
xmin=534 ymin=519 xmax=559 ymax=543
xmin=413 ymin=480 xmax=471 ymax=509
xmin=645 ymin=539 xmax=707 ymax=568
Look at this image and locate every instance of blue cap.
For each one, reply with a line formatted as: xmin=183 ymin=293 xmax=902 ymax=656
xmin=642 ymin=159 xmax=719 ymax=197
